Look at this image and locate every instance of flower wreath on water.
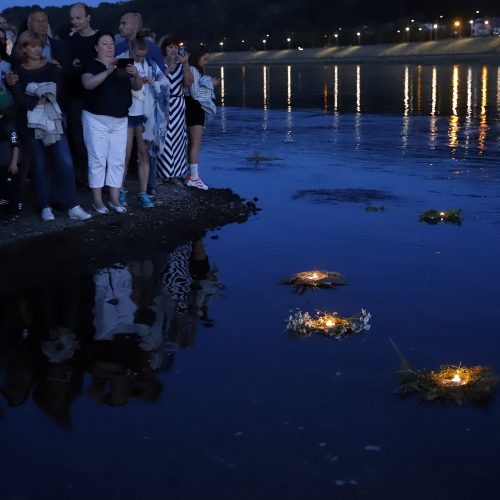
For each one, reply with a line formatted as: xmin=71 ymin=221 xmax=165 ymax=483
xmin=280 ymin=270 xmax=347 ymax=294
xmin=391 ymin=340 xmax=498 ymax=405
xmin=420 ymin=209 xmax=463 ymax=225
xmin=286 ymin=309 xmax=371 ymax=339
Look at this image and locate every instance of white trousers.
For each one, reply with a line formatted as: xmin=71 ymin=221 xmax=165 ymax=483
xmin=82 ymin=110 xmax=127 ymax=188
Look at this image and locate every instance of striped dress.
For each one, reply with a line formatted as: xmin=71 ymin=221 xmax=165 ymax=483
xmin=157 ymin=64 xmax=188 ymax=179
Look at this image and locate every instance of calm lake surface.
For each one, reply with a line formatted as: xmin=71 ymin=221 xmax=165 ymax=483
xmin=1 ymin=62 xmax=500 ymax=499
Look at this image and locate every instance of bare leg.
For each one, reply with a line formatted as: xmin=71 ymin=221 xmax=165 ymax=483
xmin=92 ymin=187 xmax=104 ymax=208
xmin=122 ymin=127 xmax=134 ymax=189
xmin=109 ymin=186 xmax=121 ymax=206
xmin=188 ymin=125 xmax=204 ymax=165
xmin=136 ymin=126 xmax=150 ymax=193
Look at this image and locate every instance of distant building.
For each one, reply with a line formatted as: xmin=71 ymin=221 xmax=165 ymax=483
xmin=471 ymin=18 xmax=500 ymax=36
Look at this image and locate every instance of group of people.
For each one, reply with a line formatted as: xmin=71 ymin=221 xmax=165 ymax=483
xmin=0 ymin=4 xmax=219 ymax=221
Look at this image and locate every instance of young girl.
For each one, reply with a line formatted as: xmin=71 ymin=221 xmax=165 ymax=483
xmin=120 ymin=35 xmax=164 ymax=209
xmin=184 ymin=45 xmax=220 ymax=190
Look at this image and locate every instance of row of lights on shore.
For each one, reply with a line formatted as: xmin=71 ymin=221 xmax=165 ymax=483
xmin=220 ymin=30 xmax=343 ymax=51
xmin=218 ymin=11 xmax=492 ymax=50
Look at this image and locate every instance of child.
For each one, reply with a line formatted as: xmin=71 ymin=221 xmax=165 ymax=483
xmin=120 ymin=35 xmax=166 ymax=209
xmin=0 ymin=101 xmax=21 ymax=217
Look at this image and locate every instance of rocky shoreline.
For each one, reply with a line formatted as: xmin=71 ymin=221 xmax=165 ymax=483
xmin=0 ymin=181 xmax=259 ymax=295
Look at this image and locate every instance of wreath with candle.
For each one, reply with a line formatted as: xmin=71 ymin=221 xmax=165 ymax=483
xmin=286 ymin=309 xmax=371 ymax=339
xmin=420 ymin=209 xmax=463 ymax=225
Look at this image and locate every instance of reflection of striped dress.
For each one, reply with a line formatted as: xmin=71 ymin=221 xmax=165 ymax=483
xmin=159 ymin=243 xmax=192 ymax=313
xmin=157 ymin=64 xmax=188 ymax=179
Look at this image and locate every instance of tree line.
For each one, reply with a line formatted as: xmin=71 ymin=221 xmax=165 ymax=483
xmin=2 ymin=0 xmax=499 ymax=50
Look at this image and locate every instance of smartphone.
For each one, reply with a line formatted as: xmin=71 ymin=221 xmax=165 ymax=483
xmin=178 ymin=47 xmax=187 ymax=57
xmin=116 ymin=58 xmax=134 ymax=68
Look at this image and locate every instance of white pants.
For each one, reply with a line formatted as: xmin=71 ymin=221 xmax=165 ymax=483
xmin=82 ymin=110 xmax=127 ymax=188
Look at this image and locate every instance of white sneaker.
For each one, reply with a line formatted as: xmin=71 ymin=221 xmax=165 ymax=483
xmin=41 ymin=207 xmax=55 ymax=221
xmin=68 ymin=205 xmax=92 ymax=220
xmin=185 ymin=177 xmax=208 ymax=190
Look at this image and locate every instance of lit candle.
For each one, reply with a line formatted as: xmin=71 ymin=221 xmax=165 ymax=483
xmin=451 ymin=373 xmax=461 ymax=383
xmin=325 ymin=319 xmax=335 ymax=327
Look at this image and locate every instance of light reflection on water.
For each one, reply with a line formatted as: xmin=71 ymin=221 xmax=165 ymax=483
xmin=212 ymin=62 xmax=500 ymax=156
xmin=479 ymin=66 xmax=488 ymax=155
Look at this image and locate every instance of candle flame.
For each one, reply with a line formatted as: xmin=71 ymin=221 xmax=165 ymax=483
xmin=325 ymin=319 xmax=335 ymax=327
xmin=451 ymin=373 xmax=461 ymax=383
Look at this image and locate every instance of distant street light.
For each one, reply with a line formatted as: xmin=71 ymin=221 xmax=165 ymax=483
xmin=405 ymin=26 xmax=410 ymax=42
xmin=454 ymin=20 xmax=461 ymax=38
xmin=433 ymin=23 xmax=438 ymax=41
xmin=262 ymin=39 xmax=267 ymax=50
xmin=219 ymin=41 xmax=224 ymax=52
xmin=469 ymin=19 xmax=474 ymax=37
xmin=286 ymin=37 xmax=291 ymax=49
xmin=334 ymin=33 xmax=339 ymax=46
xmin=356 ymin=32 xmax=361 ymax=46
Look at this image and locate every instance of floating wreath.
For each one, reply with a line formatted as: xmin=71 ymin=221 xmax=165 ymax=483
xmin=286 ymin=309 xmax=371 ymax=339
xmin=365 ymin=205 xmax=386 ymax=212
xmin=391 ymin=340 xmax=498 ymax=405
xmin=246 ymin=150 xmax=282 ymax=162
xmin=281 ymin=270 xmax=347 ymax=294
xmin=419 ymin=209 xmax=463 ymax=225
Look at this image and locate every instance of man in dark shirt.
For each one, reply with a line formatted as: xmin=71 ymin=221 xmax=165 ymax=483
xmin=65 ymin=3 xmax=97 ymax=67
xmin=63 ymin=2 xmax=98 ymax=186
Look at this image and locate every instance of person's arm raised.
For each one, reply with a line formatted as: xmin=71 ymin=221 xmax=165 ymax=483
xmin=81 ymin=61 xmax=116 ymax=90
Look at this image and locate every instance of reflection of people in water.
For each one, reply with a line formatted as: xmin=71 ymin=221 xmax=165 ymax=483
xmin=0 ymin=281 xmax=93 ymax=427
xmin=160 ymin=239 xmax=223 ymax=348
xmin=89 ymin=261 xmax=170 ymax=406
xmin=0 ymin=237 xmax=223 ymax=421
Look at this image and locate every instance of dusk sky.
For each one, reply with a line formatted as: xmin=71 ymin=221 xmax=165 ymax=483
xmin=0 ymin=0 xmax=119 ymax=7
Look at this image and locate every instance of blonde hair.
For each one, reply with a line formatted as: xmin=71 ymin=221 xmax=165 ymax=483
xmin=15 ymin=30 xmax=44 ymax=63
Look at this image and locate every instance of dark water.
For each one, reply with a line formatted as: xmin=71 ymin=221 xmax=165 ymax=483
xmin=1 ymin=63 xmax=500 ymax=499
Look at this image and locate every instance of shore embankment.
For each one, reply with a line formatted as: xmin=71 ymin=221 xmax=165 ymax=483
xmin=0 ymin=183 xmax=258 ymax=294
xmin=208 ymin=36 xmax=500 ymax=65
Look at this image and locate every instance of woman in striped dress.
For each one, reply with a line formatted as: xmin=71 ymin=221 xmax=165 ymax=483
xmin=156 ymin=37 xmax=193 ymax=181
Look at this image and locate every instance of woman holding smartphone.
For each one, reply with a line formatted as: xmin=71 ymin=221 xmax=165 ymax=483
xmin=81 ymin=31 xmax=143 ymax=214
xmin=156 ymin=37 xmax=193 ymax=182
xmin=184 ymin=45 xmax=220 ymax=190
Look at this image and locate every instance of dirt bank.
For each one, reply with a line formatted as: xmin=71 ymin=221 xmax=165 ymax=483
xmin=0 ymin=182 xmax=259 ymax=295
